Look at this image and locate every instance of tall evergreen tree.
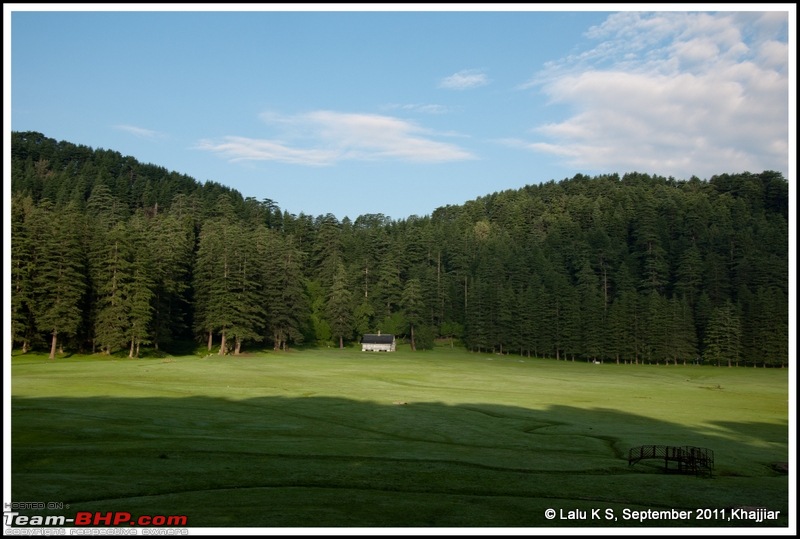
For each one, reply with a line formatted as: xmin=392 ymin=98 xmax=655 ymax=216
xmin=576 ymin=260 xmax=604 ymax=361
xmin=705 ymin=300 xmax=742 ymax=367
xmin=326 ymin=263 xmax=355 ymax=349
xmin=401 ymin=278 xmax=424 ymax=351
xmin=227 ymin=225 xmax=266 ymax=355
xmin=375 ymin=252 xmax=403 ymax=320
xmin=667 ymin=295 xmax=698 ymax=365
xmin=193 ymin=196 xmax=241 ymax=354
xmin=125 ymin=212 xmax=155 ymax=358
xmin=263 ymin=235 xmax=308 ymax=351
xmin=675 ymin=243 xmax=704 ymax=305
xmin=93 ymin=221 xmax=134 ymax=354
xmin=85 ymin=183 xmax=128 ymax=353
xmin=10 ymin=194 xmax=38 ymax=352
xmin=633 ymin=189 xmax=669 ymax=293
xmin=31 ymin=202 xmax=87 ymax=358
xmin=148 ymin=195 xmax=196 ymax=350
xmin=743 ymin=286 xmax=788 ymax=367
xmin=354 ymin=299 xmax=375 ymax=338
xmin=312 ymin=214 xmax=343 ymax=288
xmin=642 ymin=290 xmax=670 ymax=364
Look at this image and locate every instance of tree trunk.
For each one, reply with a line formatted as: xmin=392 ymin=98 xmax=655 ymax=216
xmin=219 ymin=330 xmax=227 ymax=355
xmin=49 ymin=331 xmax=58 ymax=360
xmin=207 ymin=330 xmax=213 ymax=351
xmin=129 ymin=338 xmax=135 ymax=358
xmin=410 ymin=324 xmax=416 ymax=351
xmin=339 ymin=335 xmax=344 ymax=349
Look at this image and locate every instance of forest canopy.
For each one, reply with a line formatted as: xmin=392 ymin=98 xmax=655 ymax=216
xmin=9 ymin=131 xmax=789 ymax=367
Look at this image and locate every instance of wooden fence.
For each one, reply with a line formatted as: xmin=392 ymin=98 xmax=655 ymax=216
xmin=628 ymin=445 xmax=714 ymax=476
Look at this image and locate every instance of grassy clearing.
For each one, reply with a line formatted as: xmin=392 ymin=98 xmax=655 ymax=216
xmin=10 ymin=346 xmax=790 ymax=528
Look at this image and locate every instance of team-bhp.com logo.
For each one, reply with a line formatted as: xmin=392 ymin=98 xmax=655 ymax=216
xmin=5 ymin=511 xmax=188 ymax=527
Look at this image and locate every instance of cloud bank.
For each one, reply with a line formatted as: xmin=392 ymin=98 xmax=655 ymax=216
xmin=521 ymin=11 xmax=789 ymax=179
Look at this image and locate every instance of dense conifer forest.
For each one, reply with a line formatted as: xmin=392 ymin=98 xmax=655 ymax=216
xmin=9 ymin=131 xmax=789 ymax=366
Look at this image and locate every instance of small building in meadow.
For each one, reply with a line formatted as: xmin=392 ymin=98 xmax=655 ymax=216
xmin=361 ymin=333 xmax=396 ymax=352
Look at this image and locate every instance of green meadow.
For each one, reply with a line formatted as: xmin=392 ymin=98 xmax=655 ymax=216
xmin=10 ymin=346 xmax=790 ymax=529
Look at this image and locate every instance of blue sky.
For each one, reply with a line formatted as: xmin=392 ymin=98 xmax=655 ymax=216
xmin=6 ymin=5 xmax=794 ymax=222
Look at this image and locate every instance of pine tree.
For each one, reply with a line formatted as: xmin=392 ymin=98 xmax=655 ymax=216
xmin=576 ymin=260 xmax=604 ymax=361
xmin=401 ymin=278 xmax=424 ymax=351
xmin=675 ymin=243 xmax=704 ymax=305
xmin=10 ymin=194 xmax=38 ymax=352
xmin=32 ymin=202 xmax=87 ymax=358
xmin=147 ymin=194 xmax=196 ymax=350
xmin=704 ymin=300 xmax=742 ymax=367
xmin=93 ymin=221 xmax=133 ymax=354
xmin=745 ymin=286 xmax=788 ymax=367
xmin=85 ymin=184 xmax=128 ymax=353
xmin=312 ymin=214 xmax=343 ymax=289
xmin=607 ymin=290 xmax=641 ymax=364
xmin=193 ymin=202 xmax=242 ymax=355
xmin=125 ymin=212 xmax=155 ymax=358
xmin=197 ymin=212 xmax=269 ymax=356
xmin=633 ymin=188 xmax=669 ymax=293
xmin=551 ymin=268 xmax=580 ymax=361
xmin=666 ymin=295 xmax=698 ymax=365
xmin=354 ymin=299 xmax=375 ymax=338
xmin=327 ymin=263 xmax=355 ymax=349
xmin=642 ymin=290 xmax=670 ymax=364
xmin=262 ymin=235 xmax=308 ymax=351
xmin=375 ymin=252 xmax=403 ymax=320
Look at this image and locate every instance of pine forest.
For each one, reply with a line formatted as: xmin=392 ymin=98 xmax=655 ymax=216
xmin=9 ymin=131 xmax=789 ymax=367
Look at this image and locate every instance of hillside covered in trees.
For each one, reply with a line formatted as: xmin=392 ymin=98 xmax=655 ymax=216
xmin=9 ymin=131 xmax=789 ymax=367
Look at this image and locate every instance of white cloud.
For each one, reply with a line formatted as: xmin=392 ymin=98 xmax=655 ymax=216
xmin=384 ymin=103 xmax=451 ymax=115
xmin=197 ymin=110 xmax=475 ymax=166
xmin=756 ymin=39 xmax=789 ymax=70
xmin=114 ymin=124 xmax=165 ymax=140
xmin=671 ymin=37 xmax=720 ymax=66
xmin=439 ymin=69 xmax=489 ymax=90
xmin=196 ymin=137 xmax=338 ymax=167
xmin=520 ymin=11 xmax=789 ymax=179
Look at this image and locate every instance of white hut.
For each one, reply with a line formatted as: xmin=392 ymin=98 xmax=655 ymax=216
xmin=361 ymin=333 xmax=396 ymax=352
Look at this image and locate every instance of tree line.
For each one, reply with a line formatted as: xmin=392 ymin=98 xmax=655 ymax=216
xmin=10 ymin=131 xmax=789 ymax=367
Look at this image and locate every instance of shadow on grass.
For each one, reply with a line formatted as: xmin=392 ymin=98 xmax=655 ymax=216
xmin=11 ymin=395 xmax=790 ymax=528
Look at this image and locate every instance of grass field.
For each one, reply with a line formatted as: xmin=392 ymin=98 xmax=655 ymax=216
xmin=9 ymin=345 xmax=791 ymax=529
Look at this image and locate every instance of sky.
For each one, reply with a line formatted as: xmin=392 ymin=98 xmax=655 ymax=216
xmin=5 ymin=4 xmax=795 ymax=222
